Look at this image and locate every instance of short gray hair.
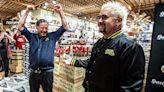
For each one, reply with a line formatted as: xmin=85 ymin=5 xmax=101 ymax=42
xmin=101 ymin=1 xmax=129 ymax=31
xmin=36 ymin=19 xmax=48 ymax=26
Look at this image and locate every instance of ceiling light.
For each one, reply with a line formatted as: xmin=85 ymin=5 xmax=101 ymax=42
xmin=52 ymin=1 xmax=57 ymax=4
xmin=43 ymin=6 xmax=47 ymax=9
xmin=45 ymin=2 xmax=48 ymax=6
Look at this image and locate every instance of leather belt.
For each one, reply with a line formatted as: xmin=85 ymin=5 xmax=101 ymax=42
xmin=30 ymin=68 xmax=53 ymax=74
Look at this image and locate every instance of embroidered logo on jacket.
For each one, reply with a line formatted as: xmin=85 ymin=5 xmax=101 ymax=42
xmin=105 ymin=49 xmax=115 ymax=56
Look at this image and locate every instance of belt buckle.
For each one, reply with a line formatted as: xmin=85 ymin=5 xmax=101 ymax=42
xmin=33 ymin=68 xmax=41 ymax=74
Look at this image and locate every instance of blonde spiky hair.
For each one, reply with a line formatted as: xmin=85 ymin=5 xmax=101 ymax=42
xmin=101 ymin=1 xmax=129 ymax=31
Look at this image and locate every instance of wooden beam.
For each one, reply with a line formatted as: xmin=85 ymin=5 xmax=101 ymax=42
xmin=92 ymin=0 xmax=102 ymax=8
xmin=0 ymin=12 xmax=16 ymax=19
xmin=9 ymin=0 xmax=31 ymax=6
xmin=9 ymin=0 xmax=45 ymax=7
xmin=118 ymin=0 xmax=132 ymax=10
xmin=133 ymin=4 xmax=155 ymax=11
xmin=140 ymin=5 xmax=155 ymax=10
xmin=0 ymin=7 xmax=18 ymax=13
xmin=34 ymin=0 xmax=47 ymax=7
xmin=125 ymin=0 xmax=136 ymax=7
xmin=0 ymin=0 xmax=8 ymax=7
xmin=77 ymin=11 xmax=99 ymax=17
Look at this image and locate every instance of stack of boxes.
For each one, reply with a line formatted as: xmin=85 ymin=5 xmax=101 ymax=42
xmin=10 ymin=50 xmax=24 ymax=73
xmin=53 ymin=56 xmax=60 ymax=92
xmin=53 ymin=56 xmax=85 ymax=92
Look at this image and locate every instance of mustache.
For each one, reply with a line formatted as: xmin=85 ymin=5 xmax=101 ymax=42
xmin=99 ymin=27 xmax=105 ymax=32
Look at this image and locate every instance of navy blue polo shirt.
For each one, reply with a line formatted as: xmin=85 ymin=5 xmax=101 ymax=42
xmin=21 ymin=26 xmax=65 ymax=70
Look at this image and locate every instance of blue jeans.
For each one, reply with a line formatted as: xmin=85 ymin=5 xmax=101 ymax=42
xmin=29 ymin=70 xmax=53 ymax=92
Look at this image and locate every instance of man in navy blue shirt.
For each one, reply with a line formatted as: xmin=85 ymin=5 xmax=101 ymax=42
xmin=18 ymin=4 xmax=68 ymax=92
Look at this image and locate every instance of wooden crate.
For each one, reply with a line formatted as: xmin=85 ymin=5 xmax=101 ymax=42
xmin=0 ymin=71 xmax=4 ymax=79
xmin=58 ymin=77 xmax=84 ymax=92
xmin=59 ymin=63 xmax=85 ymax=82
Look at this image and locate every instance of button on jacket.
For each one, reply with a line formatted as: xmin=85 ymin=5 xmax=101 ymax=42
xmin=21 ymin=26 xmax=65 ymax=70
xmin=74 ymin=32 xmax=145 ymax=92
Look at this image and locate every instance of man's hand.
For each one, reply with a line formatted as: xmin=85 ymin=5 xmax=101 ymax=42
xmin=26 ymin=4 xmax=35 ymax=11
xmin=61 ymin=54 xmax=75 ymax=66
xmin=53 ymin=4 xmax=63 ymax=13
xmin=50 ymin=2 xmax=68 ymax=30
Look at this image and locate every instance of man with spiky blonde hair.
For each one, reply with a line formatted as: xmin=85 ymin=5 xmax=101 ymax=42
xmin=66 ymin=1 xmax=145 ymax=92
xmin=101 ymin=1 xmax=129 ymax=32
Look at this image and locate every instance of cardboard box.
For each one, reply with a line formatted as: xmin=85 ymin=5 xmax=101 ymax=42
xmin=12 ymin=55 xmax=23 ymax=60
xmin=9 ymin=64 xmax=23 ymax=70
xmin=59 ymin=63 xmax=85 ymax=82
xmin=54 ymin=63 xmax=60 ymax=75
xmin=12 ymin=52 xmax=23 ymax=56
xmin=10 ymin=66 xmax=22 ymax=73
xmin=10 ymin=60 xmax=23 ymax=66
xmin=53 ymin=82 xmax=59 ymax=92
xmin=58 ymin=77 xmax=84 ymax=92
xmin=0 ymin=72 xmax=4 ymax=79
xmin=12 ymin=50 xmax=24 ymax=53
xmin=53 ymin=75 xmax=60 ymax=88
xmin=54 ymin=56 xmax=60 ymax=64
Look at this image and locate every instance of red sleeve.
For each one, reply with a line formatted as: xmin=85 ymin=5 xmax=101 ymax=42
xmin=13 ymin=34 xmax=18 ymax=40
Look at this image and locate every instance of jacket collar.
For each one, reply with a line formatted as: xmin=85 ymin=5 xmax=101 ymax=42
xmin=104 ymin=30 xmax=122 ymax=39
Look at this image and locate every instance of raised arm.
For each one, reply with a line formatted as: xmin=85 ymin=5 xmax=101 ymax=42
xmin=4 ymin=32 xmax=15 ymax=43
xmin=53 ymin=4 xmax=68 ymax=30
xmin=18 ymin=5 xmax=35 ymax=31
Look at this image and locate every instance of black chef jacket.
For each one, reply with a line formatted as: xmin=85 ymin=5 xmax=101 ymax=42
xmin=74 ymin=32 xmax=145 ymax=92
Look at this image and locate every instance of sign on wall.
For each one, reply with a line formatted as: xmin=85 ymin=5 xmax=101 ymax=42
xmin=145 ymin=3 xmax=164 ymax=92
xmin=3 ymin=20 xmax=18 ymax=25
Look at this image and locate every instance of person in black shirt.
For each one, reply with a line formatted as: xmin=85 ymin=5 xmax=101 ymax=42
xmin=66 ymin=1 xmax=145 ymax=92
